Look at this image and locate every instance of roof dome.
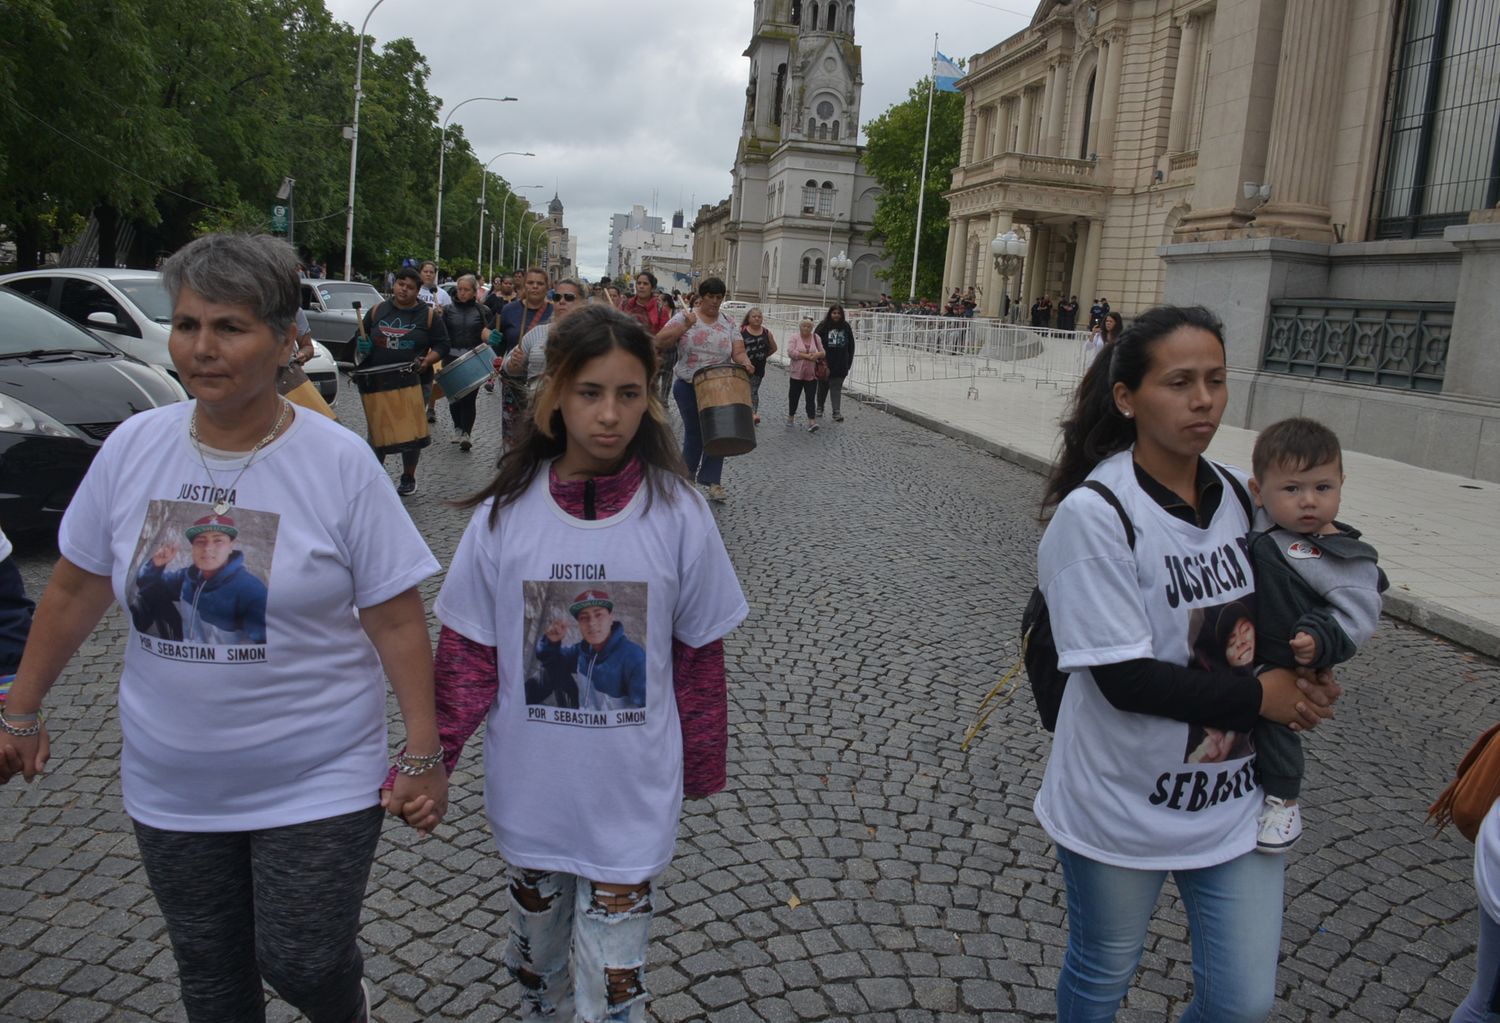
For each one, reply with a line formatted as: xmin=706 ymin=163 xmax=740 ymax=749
xmin=548 ymin=192 xmax=564 ymax=214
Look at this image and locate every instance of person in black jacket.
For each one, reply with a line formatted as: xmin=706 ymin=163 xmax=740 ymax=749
xmin=814 ymin=304 xmax=856 ymax=422
xmin=442 ymin=275 xmax=495 ymax=452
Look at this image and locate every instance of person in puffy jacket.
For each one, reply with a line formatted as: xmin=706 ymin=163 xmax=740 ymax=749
xmin=136 ymin=515 xmax=269 ymax=645
xmin=534 ymin=589 xmax=647 ymax=710
xmin=442 ymin=275 xmax=495 ymax=452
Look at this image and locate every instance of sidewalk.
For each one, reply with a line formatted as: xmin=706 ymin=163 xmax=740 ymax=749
xmin=846 ymin=359 xmax=1500 ymax=658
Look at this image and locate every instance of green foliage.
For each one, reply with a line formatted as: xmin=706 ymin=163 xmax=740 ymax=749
xmin=862 ymin=77 xmax=964 ymax=301
xmin=0 ymin=0 xmax=526 ymax=277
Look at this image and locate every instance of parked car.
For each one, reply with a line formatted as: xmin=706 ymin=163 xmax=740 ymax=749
xmin=299 ymin=278 xmax=384 ymax=365
xmin=0 ymin=268 xmax=340 ymax=401
xmin=0 ymin=288 xmax=185 ymax=533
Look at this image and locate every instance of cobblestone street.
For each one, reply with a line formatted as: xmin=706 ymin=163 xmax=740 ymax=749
xmin=2 ymin=370 xmax=1497 ymax=1022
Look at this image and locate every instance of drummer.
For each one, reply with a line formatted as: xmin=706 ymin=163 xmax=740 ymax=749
xmin=358 ymin=266 xmax=451 ymax=497
xmin=443 ymin=275 xmax=495 ymax=453
xmin=503 ymin=277 xmax=584 ymax=394
xmin=654 ymin=277 xmax=754 ymax=503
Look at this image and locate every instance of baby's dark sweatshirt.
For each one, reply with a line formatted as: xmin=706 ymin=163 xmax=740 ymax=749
xmin=1247 ymin=507 xmax=1387 ymax=669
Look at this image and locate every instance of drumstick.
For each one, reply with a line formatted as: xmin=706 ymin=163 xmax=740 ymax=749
xmin=353 ymin=301 xmax=369 ymax=340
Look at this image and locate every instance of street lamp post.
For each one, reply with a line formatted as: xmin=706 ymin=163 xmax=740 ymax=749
xmin=525 ymin=216 xmax=550 ymax=273
xmin=990 ymin=229 xmax=1027 ymax=322
xmin=434 ymin=96 xmax=517 ymax=270
xmin=830 ymin=251 xmax=853 ymax=303
xmin=497 ymin=184 xmax=545 ymax=276
xmin=476 ymin=151 xmax=535 ymax=277
xmin=342 ymin=0 xmax=392 ymax=282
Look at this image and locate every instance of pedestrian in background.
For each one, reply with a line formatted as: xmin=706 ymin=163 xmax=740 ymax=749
xmin=0 ymin=232 xmax=445 ymax=1023
xmin=655 ymin=277 xmax=754 ymax=503
xmin=621 ymin=272 xmax=673 ymax=403
xmin=1034 ymin=304 xmax=1341 ymax=1021
xmin=504 ymin=278 xmax=587 ymax=413
xmin=785 ymin=318 xmax=824 ymax=432
xmin=444 ymin=275 xmax=495 ymax=452
xmin=420 ymin=304 xmax=747 ymax=1022
xmin=1058 ymin=295 xmax=1079 ymax=332
xmin=814 ymin=303 xmax=855 ymax=423
xmin=497 ymin=268 xmax=553 ymax=449
xmin=739 ymin=307 xmax=777 ymax=425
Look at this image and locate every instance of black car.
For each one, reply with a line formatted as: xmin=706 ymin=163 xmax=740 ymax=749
xmin=0 ymin=289 xmax=185 ymax=533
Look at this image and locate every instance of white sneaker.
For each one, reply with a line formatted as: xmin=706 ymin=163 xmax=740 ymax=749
xmin=360 ymin=978 xmax=372 ymax=1022
xmin=1256 ymin=796 xmax=1303 ymax=853
xmin=706 ymin=484 xmax=728 ymax=502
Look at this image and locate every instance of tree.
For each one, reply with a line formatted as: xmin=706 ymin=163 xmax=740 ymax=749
xmin=862 ymin=76 xmax=964 ymax=301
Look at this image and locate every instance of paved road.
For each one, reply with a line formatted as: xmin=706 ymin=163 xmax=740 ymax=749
xmin=1 ymin=368 xmax=1496 ymax=1022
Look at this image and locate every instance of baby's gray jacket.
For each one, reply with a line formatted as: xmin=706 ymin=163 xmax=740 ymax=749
xmin=1247 ymin=506 xmax=1388 ymax=669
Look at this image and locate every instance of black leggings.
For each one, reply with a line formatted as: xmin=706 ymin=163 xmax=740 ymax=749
xmin=788 ymin=378 xmax=817 ymax=419
xmin=448 ymin=389 xmax=478 ymax=433
xmin=133 ymin=805 xmax=383 ymax=1023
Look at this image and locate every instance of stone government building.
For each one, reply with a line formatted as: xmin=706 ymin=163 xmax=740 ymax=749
xmin=943 ymin=0 xmax=1500 ymax=480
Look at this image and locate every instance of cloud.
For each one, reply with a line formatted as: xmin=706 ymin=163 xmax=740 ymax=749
xmin=325 ymin=0 xmax=1030 ymax=279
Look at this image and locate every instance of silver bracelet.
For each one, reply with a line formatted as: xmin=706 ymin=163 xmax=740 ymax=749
xmin=0 ymin=708 xmax=43 ymax=738
xmin=394 ymin=749 xmax=443 ymax=777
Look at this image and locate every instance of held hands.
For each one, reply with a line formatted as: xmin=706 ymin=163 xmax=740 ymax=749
xmin=1259 ymin=666 xmax=1341 ymax=732
xmin=1290 ymin=631 xmax=1317 ymax=665
xmin=380 ymin=766 xmax=449 ymax=838
xmin=0 ymin=725 xmax=50 ymax=785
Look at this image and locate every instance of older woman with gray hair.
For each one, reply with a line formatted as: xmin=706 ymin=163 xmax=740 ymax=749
xmin=0 ymin=233 xmax=446 ymax=1023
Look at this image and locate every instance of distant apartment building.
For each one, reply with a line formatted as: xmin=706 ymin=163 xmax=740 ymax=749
xmin=607 ymin=204 xmax=693 ymax=289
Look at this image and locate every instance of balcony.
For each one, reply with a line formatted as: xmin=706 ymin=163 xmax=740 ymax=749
xmin=951 ymin=151 xmax=1103 ymax=191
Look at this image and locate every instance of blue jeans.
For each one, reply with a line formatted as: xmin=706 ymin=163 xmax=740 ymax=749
xmin=505 ymin=866 xmax=654 ymax=1021
xmin=1055 ymin=844 xmax=1283 ymax=1023
xmin=1453 ymin=903 xmax=1500 ymax=1022
xmin=672 ymin=377 xmax=722 ymax=485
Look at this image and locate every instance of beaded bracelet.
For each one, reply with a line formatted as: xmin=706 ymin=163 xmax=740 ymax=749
xmin=0 ymin=708 xmax=44 ymax=738
xmin=394 ymin=749 xmax=443 ymax=777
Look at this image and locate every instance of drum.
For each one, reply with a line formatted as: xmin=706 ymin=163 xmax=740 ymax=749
xmin=275 ymin=363 xmax=336 ymax=419
xmin=351 ymin=362 xmax=430 ymax=456
xmin=693 ymin=365 xmax=756 ymax=457
xmin=435 ymin=345 xmax=494 ymax=403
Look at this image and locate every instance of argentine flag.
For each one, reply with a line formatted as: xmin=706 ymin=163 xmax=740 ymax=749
xmin=935 ymin=52 xmax=964 ymax=92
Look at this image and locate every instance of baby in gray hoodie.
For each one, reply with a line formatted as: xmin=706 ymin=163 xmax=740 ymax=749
xmin=1248 ymin=417 xmax=1387 ymax=853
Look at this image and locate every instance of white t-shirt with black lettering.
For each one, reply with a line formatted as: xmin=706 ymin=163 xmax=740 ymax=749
xmin=1034 ymin=450 xmax=1261 ymax=869
xmin=435 ymin=465 xmax=748 ymax=883
xmin=59 ymin=402 xmax=439 ymax=831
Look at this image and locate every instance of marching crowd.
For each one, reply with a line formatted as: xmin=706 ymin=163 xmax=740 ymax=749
xmin=0 ymin=231 xmax=1495 ymax=1023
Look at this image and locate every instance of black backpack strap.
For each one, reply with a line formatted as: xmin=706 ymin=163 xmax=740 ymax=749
xmin=1079 ymin=480 xmax=1135 ymax=550
xmin=1211 ymin=461 xmax=1254 ymax=523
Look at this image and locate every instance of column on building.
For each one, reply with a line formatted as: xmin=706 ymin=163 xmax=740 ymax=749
xmin=1087 ymin=44 xmax=1108 ymax=159
xmin=996 ymin=98 xmax=1014 ymax=156
xmin=981 ymin=211 xmax=1013 ymax=317
xmin=1016 ymin=87 xmax=1035 ymax=154
xmin=1166 ymin=15 xmax=1201 ymax=154
xmin=961 ymin=103 xmax=977 ymax=163
xmin=1097 ymin=34 xmax=1125 ymax=159
xmin=1043 ymin=63 xmax=1066 ymax=156
xmin=1254 ymin=0 xmax=1352 ymax=241
xmin=1079 ymin=218 xmax=1103 ymax=310
xmin=942 ymin=217 xmax=967 ymax=297
xmin=1069 ymin=221 xmax=1090 ymax=304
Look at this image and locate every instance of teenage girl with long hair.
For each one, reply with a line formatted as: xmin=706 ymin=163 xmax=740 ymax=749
xmin=392 ymin=304 xmax=747 ymax=1021
xmin=1032 ymin=305 xmax=1341 ymax=1022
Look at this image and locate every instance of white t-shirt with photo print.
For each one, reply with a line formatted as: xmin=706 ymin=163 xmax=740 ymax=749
xmin=1033 ymin=449 xmax=1262 ymax=870
xmin=435 ymin=464 xmax=748 ymax=883
xmin=58 ymin=402 xmax=439 ymax=832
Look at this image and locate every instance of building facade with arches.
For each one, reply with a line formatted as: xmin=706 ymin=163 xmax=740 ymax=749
xmin=718 ymin=0 xmax=888 ymax=305
xmin=943 ymin=0 xmax=1500 ymax=479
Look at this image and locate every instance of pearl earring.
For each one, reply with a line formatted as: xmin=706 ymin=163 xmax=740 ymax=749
xmin=1121 ymin=409 xmax=1133 ymax=418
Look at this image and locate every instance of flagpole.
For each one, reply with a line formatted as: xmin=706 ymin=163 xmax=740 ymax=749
xmin=910 ymin=34 xmax=938 ymax=304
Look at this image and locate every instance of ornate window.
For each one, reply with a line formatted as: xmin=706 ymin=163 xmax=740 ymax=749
xmin=818 ymin=181 xmax=834 ymax=215
xmin=800 ymin=256 xmax=811 ymax=283
xmin=826 ymin=2 xmax=837 ymax=30
xmin=802 ymin=180 xmax=818 ymax=214
xmin=814 ymin=258 xmax=824 ymax=286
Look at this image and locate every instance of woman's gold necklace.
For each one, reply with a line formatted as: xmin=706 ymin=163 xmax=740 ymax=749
xmin=188 ymin=399 xmax=291 ymax=515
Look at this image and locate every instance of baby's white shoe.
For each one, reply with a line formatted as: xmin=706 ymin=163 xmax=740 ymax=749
xmin=1256 ymin=796 xmax=1303 ymax=853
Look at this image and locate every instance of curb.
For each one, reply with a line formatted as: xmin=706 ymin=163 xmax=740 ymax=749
xmin=849 ymin=386 xmax=1500 ymax=660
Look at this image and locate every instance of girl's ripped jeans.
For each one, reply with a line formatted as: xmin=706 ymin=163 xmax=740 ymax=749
xmin=505 ymin=864 xmax=655 ymax=1021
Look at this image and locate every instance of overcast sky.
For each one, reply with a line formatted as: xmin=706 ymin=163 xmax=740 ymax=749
xmin=325 ymin=0 xmax=1033 ymax=280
